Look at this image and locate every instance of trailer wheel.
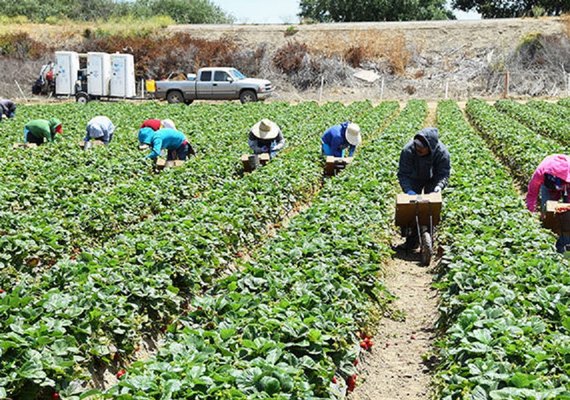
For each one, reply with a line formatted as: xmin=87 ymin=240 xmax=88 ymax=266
xmin=166 ymin=90 xmax=184 ymax=104
xmin=75 ymin=92 xmax=89 ymax=104
xmin=240 ymin=90 xmax=257 ymax=104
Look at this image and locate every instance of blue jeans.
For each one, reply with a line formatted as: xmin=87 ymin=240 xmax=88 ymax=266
xmin=24 ymin=128 xmax=44 ymax=145
xmin=541 ymin=184 xmax=570 ymax=253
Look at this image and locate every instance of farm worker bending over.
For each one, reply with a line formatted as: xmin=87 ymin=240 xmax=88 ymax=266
xmin=24 ymin=118 xmax=63 ymax=145
xmin=138 ymin=127 xmax=195 ymax=161
xmin=397 ymin=127 xmax=450 ymax=251
xmin=321 ymin=122 xmax=361 ymax=157
xmin=0 ymin=99 xmax=16 ymax=121
xmin=84 ymin=116 xmax=115 ymax=145
xmin=398 ymin=128 xmax=450 ymax=196
xmin=248 ymin=119 xmax=285 ymax=158
xmin=526 ymin=154 xmax=570 ymax=253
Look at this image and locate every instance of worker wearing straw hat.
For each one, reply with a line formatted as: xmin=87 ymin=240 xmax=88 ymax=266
xmin=248 ymin=119 xmax=285 ymax=158
xmin=321 ymin=122 xmax=361 ymax=157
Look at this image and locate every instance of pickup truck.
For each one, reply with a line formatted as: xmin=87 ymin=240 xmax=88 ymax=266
xmin=154 ymin=67 xmax=274 ymax=104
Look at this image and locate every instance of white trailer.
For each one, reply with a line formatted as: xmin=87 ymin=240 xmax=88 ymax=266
xmin=55 ymin=51 xmax=80 ymax=96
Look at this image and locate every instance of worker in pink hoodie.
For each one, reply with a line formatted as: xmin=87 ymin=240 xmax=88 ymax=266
xmin=526 ymin=154 xmax=570 ymax=252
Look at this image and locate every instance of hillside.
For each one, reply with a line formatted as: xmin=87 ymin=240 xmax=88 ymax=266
xmin=0 ymin=17 xmax=568 ymax=101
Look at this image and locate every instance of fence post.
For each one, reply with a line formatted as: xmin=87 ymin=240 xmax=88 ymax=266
xmin=380 ymin=77 xmax=385 ymax=102
xmin=567 ymin=73 xmax=570 ymax=97
xmin=445 ymin=79 xmax=449 ymax=99
xmin=503 ymin=71 xmax=510 ymax=98
xmin=318 ymin=76 xmax=324 ymax=103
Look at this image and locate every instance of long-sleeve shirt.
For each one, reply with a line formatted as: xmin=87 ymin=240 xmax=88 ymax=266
xmin=84 ymin=116 xmax=115 ymax=144
xmin=0 ymin=99 xmax=16 ymax=118
xmin=24 ymin=118 xmax=61 ymax=142
xmin=248 ymin=130 xmax=285 ymax=154
xmin=138 ymin=127 xmax=187 ymax=159
xmin=321 ymin=122 xmax=355 ymax=157
xmin=526 ymin=154 xmax=570 ymax=212
xmin=398 ymin=128 xmax=450 ymax=194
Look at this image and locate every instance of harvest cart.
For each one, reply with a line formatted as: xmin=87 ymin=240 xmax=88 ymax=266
xmin=324 ymin=156 xmax=353 ymax=177
xmin=241 ymin=153 xmax=270 ymax=173
xmin=395 ymin=192 xmax=442 ymax=266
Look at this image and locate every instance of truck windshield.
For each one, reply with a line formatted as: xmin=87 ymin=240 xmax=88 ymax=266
xmin=229 ymin=69 xmax=246 ymax=80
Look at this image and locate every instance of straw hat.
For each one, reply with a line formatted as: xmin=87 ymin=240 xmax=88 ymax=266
xmin=345 ymin=123 xmax=361 ymax=146
xmin=251 ymin=119 xmax=279 ymax=139
xmin=161 ymin=119 xmax=176 ymax=130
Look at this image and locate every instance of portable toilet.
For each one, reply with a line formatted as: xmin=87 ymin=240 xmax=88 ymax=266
xmin=55 ymin=51 xmax=80 ymax=96
xmin=87 ymin=52 xmax=111 ymax=96
xmin=110 ymin=53 xmax=136 ymax=98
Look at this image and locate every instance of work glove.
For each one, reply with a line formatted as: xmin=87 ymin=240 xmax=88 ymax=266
xmin=406 ymin=190 xmax=417 ymax=195
xmin=433 ymin=186 xmax=442 ymax=193
xmin=261 ymin=146 xmax=269 ymax=152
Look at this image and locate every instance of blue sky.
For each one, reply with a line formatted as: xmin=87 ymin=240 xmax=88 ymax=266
xmin=211 ymin=0 xmax=481 ymax=24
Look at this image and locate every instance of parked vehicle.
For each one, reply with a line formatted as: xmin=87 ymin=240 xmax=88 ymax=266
xmin=155 ymin=67 xmax=274 ymax=104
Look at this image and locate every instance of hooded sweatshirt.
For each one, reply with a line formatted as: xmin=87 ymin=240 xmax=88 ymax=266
xmin=85 ymin=116 xmax=115 ymax=144
xmin=25 ymin=118 xmax=62 ymax=142
xmin=321 ymin=122 xmax=355 ymax=157
xmin=398 ymin=127 xmax=451 ymax=193
xmin=138 ymin=127 xmax=186 ymax=159
xmin=526 ymin=154 xmax=570 ymax=212
xmin=0 ymin=99 xmax=16 ymax=118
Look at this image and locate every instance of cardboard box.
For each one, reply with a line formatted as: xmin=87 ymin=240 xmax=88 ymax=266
xmin=324 ymin=156 xmax=353 ymax=176
xmin=156 ymin=158 xmax=184 ymax=170
xmin=242 ymin=153 xmax=271 ymax=172
xmin=542 ymin=201 xmax=570 ymax=234
xmin=395 ymin=192 xmax=442 ymax=227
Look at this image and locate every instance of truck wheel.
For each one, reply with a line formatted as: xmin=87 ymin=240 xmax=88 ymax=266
xmin=75 ymin=92 xmax=89 ymax=104
xmin=166 ymin=90 xmax=184 ymax=104
xmin=240 ymin=90 xmax=257 ymax=104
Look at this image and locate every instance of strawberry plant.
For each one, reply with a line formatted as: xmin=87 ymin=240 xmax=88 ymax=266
xmin=494 ymin=99 xmax=570 ymax=146
xmin=435 ymin=100 xmax=570 ymax=399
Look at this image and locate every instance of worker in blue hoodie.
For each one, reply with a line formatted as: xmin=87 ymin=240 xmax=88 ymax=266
xmin=138 ymin=127 xmax=195 ymax=161
xmin=321 ymin=122 xmax=361 ymax=157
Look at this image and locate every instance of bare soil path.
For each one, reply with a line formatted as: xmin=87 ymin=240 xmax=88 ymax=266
xmin=350 ymin=242 xmax=439 ymax=400
xmin=350 ymin=104 xmax=440 ymax=399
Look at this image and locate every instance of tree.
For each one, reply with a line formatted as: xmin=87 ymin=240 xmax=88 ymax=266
xmin=132 ymin=0 xmax=233 ymax=24
xmin=298 ymin=0 xmax=454 ymax=22
xmin=451 ymin=0 xmax=568 ymax=18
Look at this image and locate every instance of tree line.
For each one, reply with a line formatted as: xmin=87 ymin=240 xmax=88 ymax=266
xmin=0 ymin=0 xmax=233 ymax=23
xmin=0 ymin=0 xmax=567 ymax=24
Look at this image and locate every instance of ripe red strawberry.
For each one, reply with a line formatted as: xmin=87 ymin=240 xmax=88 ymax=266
xmin=0 ymin=289 xmax=5 ymax=293
xmin=116 ymin=369 xmax=126 ymax=379
xmin=353 ymin=358 xmax=359 ymax=366
xmin=332 ymin=376 xmax=337 ymax=384
xmin=359 ymin=340 xmax=369 ymax=350
xmin=52 ymin=393 xmax=60 ymax=400
xmin=347 ymin=374 xmax=357 ymax=392
xmin=365 ymin=337 xmax=374 ymax=349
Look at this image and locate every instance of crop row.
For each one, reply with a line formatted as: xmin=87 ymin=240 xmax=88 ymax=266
xmin=527 ymin=100 xmax=570 ymax=127
xmin=435 ymin=100 xmax=570 ymax=399
xmin=96 ymin=100 xmax=427 ymax=399
xmin=0 ymin=101 xmax=330 ymax=272
xmin=465 ymin=99 xmax=568 ymax=184
xmin=0 ymin=101 xmax=402 ymax=398
xmin=494 ymin=100 xmax=570 ymax=146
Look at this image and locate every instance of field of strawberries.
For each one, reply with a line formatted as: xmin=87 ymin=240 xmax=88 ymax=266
xmin=0 ymin=99 xmax=569 ymax=399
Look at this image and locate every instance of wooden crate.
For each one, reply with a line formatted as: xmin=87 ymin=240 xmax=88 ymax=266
xmin=395 ymin=192 xmax=442 ymax=227
xmin=324 ymin=156 xmax=353 ymax=176
xmin=542 ymin=201 xmax=570 ymax=234
xmin=13 ymin=143 xmax=38 ymax=149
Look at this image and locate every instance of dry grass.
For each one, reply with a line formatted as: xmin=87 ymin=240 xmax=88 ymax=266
xmin=563 ymin=14 xmax=570 ymax=38
xmin=311 ymin=30 xmax=411 ymax=75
